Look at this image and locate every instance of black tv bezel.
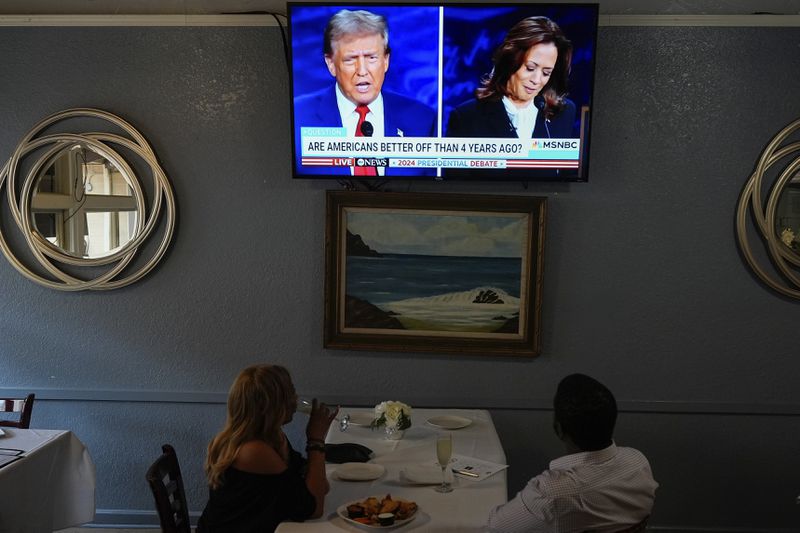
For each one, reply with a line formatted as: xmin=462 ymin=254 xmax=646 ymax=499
xmin=287 ymin=1 xmax=599 ymax=182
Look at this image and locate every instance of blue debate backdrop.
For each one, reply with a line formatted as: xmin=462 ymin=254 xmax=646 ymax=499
xmin=290 ymin=4 xmax=596 ymax=131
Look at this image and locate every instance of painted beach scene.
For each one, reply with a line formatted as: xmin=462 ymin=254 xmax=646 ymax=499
xmin=342 ymin=208 xmax=530 ymax=338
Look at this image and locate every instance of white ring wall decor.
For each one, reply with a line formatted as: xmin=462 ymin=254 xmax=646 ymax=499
xmin=0 ymin=108 xmax=176 ymax=291
xmin=736 ymin=117 xmax=800 ymax=299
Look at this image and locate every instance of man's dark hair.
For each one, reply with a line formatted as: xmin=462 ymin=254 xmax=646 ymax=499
xmin=554 ymin=373 xmax=617 ymax=451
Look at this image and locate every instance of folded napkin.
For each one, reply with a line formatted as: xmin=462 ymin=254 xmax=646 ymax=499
xmin=0 ymin=455 xmax=20 ymax=469
xmin=324 ymin=443 xmax=373 ymax=464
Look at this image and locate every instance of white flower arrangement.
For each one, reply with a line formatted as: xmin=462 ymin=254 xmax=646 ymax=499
xmin=371 ymin=400 xmax=412 ymax=431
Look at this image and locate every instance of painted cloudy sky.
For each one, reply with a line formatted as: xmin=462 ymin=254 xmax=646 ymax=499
xmin=346 ymin=210 xmax=527 ymax=258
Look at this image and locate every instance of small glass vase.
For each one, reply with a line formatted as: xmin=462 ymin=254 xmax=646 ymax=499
xmin=384 ymin=425 xmax=405 ymax=440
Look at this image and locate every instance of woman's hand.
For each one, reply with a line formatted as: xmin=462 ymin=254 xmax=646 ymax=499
xmin=306 ymin=398 xmax=339 ymax=442
xmin=304 ymin=399 xmax=336 ymax=517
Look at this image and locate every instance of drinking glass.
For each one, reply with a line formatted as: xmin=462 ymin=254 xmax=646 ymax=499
xmin=435 ymin=433 xmax=453 ymax=493
xmin=297 ymin=398 xmax=350 ymax=431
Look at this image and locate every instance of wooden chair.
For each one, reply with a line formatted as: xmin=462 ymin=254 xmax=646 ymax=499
xmin=146 ymin=444 xmax=192 ymax=533
xmin=0 ymin=393 xmax=35 ymax=429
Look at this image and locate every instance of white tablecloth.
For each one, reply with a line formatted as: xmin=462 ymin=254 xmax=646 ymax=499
xmin=277 ymin=408 xmax=507 ymax=532
xmin=0 ymin=429 xmax=96 ymax=533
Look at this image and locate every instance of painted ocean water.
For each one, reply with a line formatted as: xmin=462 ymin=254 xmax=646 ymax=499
xmin=346 ymin=254 xmax=523 ymax=332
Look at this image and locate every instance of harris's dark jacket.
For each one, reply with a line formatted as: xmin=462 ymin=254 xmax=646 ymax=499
xmin=444 ymin=97 xmax=578 ymax=180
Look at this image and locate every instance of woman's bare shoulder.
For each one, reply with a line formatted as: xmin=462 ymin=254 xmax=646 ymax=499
xmin=233 ymin=440 xmax=288 ymax=475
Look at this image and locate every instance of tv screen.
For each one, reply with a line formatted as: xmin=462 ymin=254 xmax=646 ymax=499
xmin=289 ymin=2 xmax=598 ymax=181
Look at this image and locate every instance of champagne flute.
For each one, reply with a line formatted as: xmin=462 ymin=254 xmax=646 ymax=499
xmin=297 ymin=398 xmax=350 ymax=431
xmin=435 ymin=433 xmax=453 ymax=493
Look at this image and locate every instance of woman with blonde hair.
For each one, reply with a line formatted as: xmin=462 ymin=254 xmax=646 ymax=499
xmin=197 ymin=364 xmax=338 ymax=532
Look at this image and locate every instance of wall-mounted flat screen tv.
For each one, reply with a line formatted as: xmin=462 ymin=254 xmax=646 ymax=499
xmin=289 ymin=2 xmax=598 ymax=181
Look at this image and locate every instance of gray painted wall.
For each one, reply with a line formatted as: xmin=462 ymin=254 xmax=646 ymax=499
xmin=1 ymin=24 xmax=799 ymax=531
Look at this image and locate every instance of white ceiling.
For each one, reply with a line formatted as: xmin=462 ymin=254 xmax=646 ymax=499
xmin=0 ymin=0 xmax=799 ymax=16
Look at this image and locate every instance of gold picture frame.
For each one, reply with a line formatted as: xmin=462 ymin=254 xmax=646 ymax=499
xmin=324 ymin=191 xmax=546 ymax=356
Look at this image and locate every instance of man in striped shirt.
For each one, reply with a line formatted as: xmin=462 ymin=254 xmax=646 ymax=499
xmin=486 ymin=374 xmax=658 ymax=532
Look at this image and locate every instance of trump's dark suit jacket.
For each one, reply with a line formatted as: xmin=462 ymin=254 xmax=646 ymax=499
xmin=444 ymin=97 xmax=578 ymax=180
xmin=293 ymin=85 xmax=437 ymax=177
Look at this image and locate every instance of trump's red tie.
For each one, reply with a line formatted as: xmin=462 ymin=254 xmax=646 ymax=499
xmin=354 ymin=104 xmax=377 ymax=176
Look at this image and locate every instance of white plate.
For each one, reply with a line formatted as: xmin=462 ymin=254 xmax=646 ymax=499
xmin=426 ymin=415 xmax=472 ymax=430
xmin=335 ymin=462 xmax=385 ymax=481
xmin=347 ymin=412 xmax=376 ymax=427
xmin=337 ymin=497 xmax=418 ymax=529
xmin=0 ymin=428 xmax=5 ymax=437
xmin=399 ymin=465 xmax=443 ymax=485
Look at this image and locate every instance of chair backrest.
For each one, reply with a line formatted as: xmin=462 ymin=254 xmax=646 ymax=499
xmin=0 ymin=393 xmax=35 ymax=428
xmin=583 ymin=516 xmax=649 ymax=533
xmin=614 ymin=516 xmax=649 ymax=533
xmin=146 ymin=444 xmax=192 ymax=533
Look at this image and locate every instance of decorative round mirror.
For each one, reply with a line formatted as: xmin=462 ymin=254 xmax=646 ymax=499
xmin=736 ymin=117 xmax=800 ymax=299
xmin=0 ymin=108 xmax=175 ymax=290
xmin=775 ymin=173 xmax=800 ymax=255
xmin=30 ymin=143 xmax=143 ymax=260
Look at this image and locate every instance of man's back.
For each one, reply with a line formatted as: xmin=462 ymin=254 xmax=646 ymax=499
xmin=486 ymin=443 xmax=657 ymax=533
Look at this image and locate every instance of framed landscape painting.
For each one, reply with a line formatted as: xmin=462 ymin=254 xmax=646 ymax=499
xmin=324 ymin=191 xmax=546 ymax=356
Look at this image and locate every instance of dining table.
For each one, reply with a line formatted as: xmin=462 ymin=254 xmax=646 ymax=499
xmin=0 ymin=428 xmax=96 ymax=533
xmin=276 ymin=408 xmax=507 ymax=532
